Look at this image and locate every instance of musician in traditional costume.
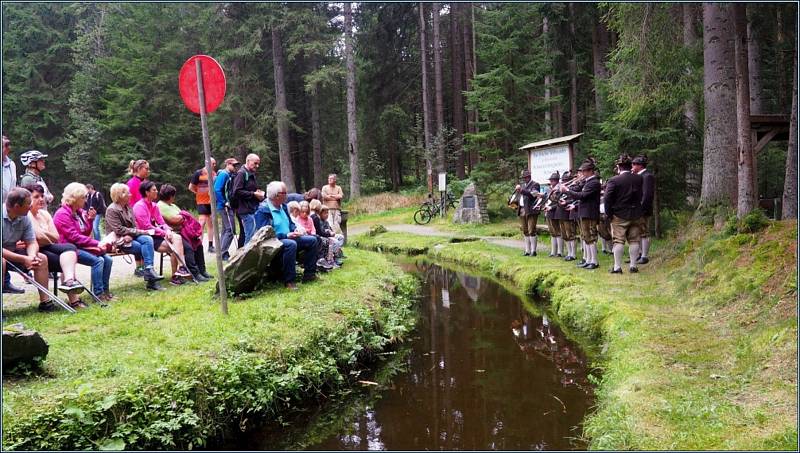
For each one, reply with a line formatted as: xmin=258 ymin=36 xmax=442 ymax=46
xmin=603 ymin=154 xmax=644 ymax=274
xmin=555 ymin=171 xmax=578 ymax=261
xmin=632 ymin=155 xmax=655 ymax=264
xmin=561 ymin=160 xmax=601 ymax=269
xmin=544 ymin=172 xmax=563 ymax=257
xmin=513 ymin=169 xmax=543 ymax=256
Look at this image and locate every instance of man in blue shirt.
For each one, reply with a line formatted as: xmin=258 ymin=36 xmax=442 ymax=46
xmin=213 ymin=157 xmax=240 ymax=261
xmin=2 ymin=187 xmax=57 ymax=311
xmin=255 ymin=181 xmax=318 ymax=290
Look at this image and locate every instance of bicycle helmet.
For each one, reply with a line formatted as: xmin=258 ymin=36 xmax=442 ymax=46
xmin=20 ymin=150 xmax=48 ymax=167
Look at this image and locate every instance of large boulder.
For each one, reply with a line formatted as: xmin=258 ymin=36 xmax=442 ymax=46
xmin=220 ymin=226 xmax=284 ymax=295
xmin=3 ymin=323 xmax=49 ymax=368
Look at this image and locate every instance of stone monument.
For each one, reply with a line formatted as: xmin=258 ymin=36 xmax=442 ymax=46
xmin=453 ymin=183 xmax=489 ymax=224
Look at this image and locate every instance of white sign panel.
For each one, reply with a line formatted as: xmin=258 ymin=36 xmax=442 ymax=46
xmin=438 ymin=172 xmax=447 ymax=192
xmin=529 ymin=144 xmax=571 ymax=184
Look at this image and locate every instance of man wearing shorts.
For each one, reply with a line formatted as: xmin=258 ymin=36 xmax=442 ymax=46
xmin=603 ymin=155 xmax=644 ymax=274
xmin=189 ymin=157 xmax=217 ymax=253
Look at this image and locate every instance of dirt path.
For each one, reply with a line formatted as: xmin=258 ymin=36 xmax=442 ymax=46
xmin=348 ymin=223 xmax=527 ymax=250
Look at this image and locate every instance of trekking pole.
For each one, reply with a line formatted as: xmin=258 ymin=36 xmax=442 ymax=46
xmin=162 ymin=234 xmax=197 ymax=283
xmin=6 ymin=261 xmax=76 ymax=313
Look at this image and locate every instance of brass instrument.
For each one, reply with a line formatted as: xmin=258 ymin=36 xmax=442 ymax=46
xmin=508 ymin=190 xmax=521 ymax=210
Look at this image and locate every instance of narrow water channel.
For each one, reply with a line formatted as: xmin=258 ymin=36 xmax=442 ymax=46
xmin=228 ymin=261 xmax=595 ymax=450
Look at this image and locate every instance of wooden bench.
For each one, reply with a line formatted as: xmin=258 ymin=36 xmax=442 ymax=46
xmin=50 ymin=250 xmax=169 ymax=296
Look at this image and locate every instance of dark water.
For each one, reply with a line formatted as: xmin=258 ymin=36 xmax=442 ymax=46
xmin=228 ymin=261 xmax=594 ymax=451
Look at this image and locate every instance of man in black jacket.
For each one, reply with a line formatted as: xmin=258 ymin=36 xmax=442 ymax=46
xmin=603 ymin=155 xmax=643 ymax=274
xmin=230 ymin=153 xmax=266 ymax=245
xmin=632 ymin=155 xmax=655 ymax=264
xmin=562 ymin=161 xmax=601 ymax=269
xmin=514 ymin=169 xmax=543 ymax=256
xmin=555 ymin=171 xmax=577 ymax=261
xmin=544 ymin=172 xmax=562 ymax=257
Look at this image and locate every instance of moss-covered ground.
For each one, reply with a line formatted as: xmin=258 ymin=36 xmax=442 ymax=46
xmin=1 ymin=248 xmax=418 ymax=450
xmin=349 ymin=218 xmax=798 ymax=450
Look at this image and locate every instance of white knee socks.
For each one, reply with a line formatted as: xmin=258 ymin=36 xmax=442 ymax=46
xmin=641 ymin=237 xmax=650 ymax=258
xmin=613 ymin=243 xmax=624 ymax=270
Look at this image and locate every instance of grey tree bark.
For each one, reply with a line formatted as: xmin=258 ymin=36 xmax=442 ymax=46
xmin=700 ymin=2 xmax=738 ymax=208
xmin=783 ymin=46 xmax=798 ymax=219
xmin=450 ymin=2 xmax=466 ymax=179
xmin=462 ymin=2 xmax=478 ymax=171
xmin=543 ymin=16 xmax=552 ymax=136
xmin=310 ymin=83 xmax=323 ymax=188
xmin=568 ymin=3 xmax=579 ymax=135
xmin=683 ymin=3 xmax=701 ymax=205
xmin=734 ymin=4 xmax=755 ymax=218
xmin=746 ymin=7 xmax=763 ymax=114
xmin=271 ymin=27 xmax=295 ymax=192
xmin=419 ymin=2 xmax=433 ymax=193
xmin=432 ymin=2 xmax=445 ymax=172
xmin=344 ymin=2 xmax=360 ymax=198
xmin=591 ymin=11 xmax=610 ymax=115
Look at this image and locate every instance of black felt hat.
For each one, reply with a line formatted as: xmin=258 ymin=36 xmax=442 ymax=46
xmin=548 ymin=171 xmax=560 ymax=181
xmin=632 ymin=155 xmax=648 ymax=166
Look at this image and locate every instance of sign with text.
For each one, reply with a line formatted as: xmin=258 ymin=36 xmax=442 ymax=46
xmin=529 ymin=144 xmax=572 ymax=184
xmin=438 ymin=172 xmax=447 ymax=192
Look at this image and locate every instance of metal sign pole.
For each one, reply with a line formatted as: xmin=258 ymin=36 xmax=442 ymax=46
xmin=195 ymin=58 xmax=229 ymax=315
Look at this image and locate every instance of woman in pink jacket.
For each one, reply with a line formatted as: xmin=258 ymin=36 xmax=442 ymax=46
xmin=53 ymin=182 xmax=114 ymax=301
xmin=132 ymin=180 xmax=191 ymax=285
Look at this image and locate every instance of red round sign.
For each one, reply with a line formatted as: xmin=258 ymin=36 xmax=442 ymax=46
xmin=178 ymin=55 xmax=226 ymax=114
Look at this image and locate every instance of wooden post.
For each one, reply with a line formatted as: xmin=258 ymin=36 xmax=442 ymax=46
xmin=195 ymin=58 xmax=229 ymax=315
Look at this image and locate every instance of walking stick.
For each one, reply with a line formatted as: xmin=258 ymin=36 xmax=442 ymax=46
xmin=6 ymin=261 xmax=76 ymax=313
xmin=161 ymin=234 xmax=197 ymax=283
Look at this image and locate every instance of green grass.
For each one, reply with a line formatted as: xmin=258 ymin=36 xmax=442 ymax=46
xmin=347 ymin=206 xmax=417 ymax=228
xmin=2 ymin=248 xmax=419 ymax=450
xmin=350 ymin=220 xmax=798 ymax=450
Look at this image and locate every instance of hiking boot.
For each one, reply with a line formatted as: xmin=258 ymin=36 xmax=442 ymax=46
xmin=170 ymin=275 xmax=185 ymax=286
xmin=146 ymin=280 xmax=166 ymax=291
xmin=38 ymin=300 xmax=57 ymax=312
xmin=142 ymin=267 xmax=164 ymax=282
xmin=3 ymin=282 xmax=25 ymax=294
xmin=58 ymin=279 xmax=85 ymax=294
xmin=175 ymin=266 xmax=192 ymax=278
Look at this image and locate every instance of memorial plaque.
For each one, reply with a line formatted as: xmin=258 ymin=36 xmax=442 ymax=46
xmin=462 ymin=196 xmax=476 ymax=209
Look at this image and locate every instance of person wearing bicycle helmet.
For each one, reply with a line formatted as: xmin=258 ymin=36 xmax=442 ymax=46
xmin=19 ymin=150 xmax=54 ymax=205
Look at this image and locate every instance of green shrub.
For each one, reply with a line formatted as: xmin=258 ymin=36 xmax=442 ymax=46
xmin=738 ymin=210 xmax=770 ymax=234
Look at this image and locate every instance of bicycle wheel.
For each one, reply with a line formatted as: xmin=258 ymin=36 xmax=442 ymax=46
xmin=414 ymin=208 xmax=433 ymax=225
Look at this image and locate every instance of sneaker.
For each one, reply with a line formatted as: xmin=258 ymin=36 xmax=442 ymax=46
xmin=147 ymin=280 xmax=166 ymax=291
xmin=200 ymin=271 xmax=213 ymax=279
xmin=175 ymin=266 xmax=192 ymax=278
xmin=38 ymin=300 xmax=57 ymax=312
xmin=208 ymin=245 xmax=216 ymax=253
xmin=143 ymin=268 xmax=165 ymax=282
xmin=170 ymin=276 xmax=185 ymax=286
xmin=2 ymin=282 xmax=25 ymax=294
xmin=134 ymin=266 xmax=145 ymax=277
xmin=193 ymin=273 xmax=210 ymax=282
xmin=58 ymin=279 xmax=84 ymax=294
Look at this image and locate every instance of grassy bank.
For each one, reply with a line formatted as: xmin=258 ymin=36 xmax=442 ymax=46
xmin=349 ymin=220 xmax=798 ymax=450
xmin=1 ymin=249 xmax=418 ymax=450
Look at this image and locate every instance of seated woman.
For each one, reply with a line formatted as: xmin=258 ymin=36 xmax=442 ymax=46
xmin=105 ymin=183 xmax=166 ymax=291
xmin=310 ymin=200 xmax=344 ymax=268
xmin=156 ymin=184 xmax=212 ymax=282
xmin=23 ymin=184 xmax=86 ymax=308
xmin=52 ymin=182 xmax=114 ymax=302
xmin=132 ymin=181 xmax=192 ymax=286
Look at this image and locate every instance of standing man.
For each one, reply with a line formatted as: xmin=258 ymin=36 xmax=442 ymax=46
xmin=561 ymin=161 xmax=601 ymax=270
xmin=1 ymin=135 xmax=24 ymax=294
xmin=514 ymin=169 xmax=542 ymax=256
xmin=321 ymin=173 xmax=344 ymax=233
xmin=555 ymin=171 xmax=577 ymax=261
xmin=544 ymin=172 xmax=562 ymax=257
xmin=603 ymin=155 xmax=643 ymax=274
xmin=19 ymin=150 xmax=54 ymax=206
xmin=213 ymin=157 xmax=240 ymax=261
xmin=230 ymin=153 xmax=265 ymax=245
xmin=2 ymin=187 xmax=55 ymax=311
xmin=632 ymin=155 xmax=655 ymax=264
xmin=86 ymin=184 xmax=108 ymax=240
xmin=188 ymin=157 xmax=217 ymax=253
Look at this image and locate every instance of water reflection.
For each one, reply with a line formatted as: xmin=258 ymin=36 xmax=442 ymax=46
xmin=304 ymin=261 xmax=594 ymax=451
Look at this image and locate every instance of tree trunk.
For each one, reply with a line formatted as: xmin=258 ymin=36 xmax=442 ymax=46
xmin=462 ymin=2 xmax=477 ymax=171
xmin=700 ymin=2 xmax=738 ymax=208
xmin=310 ymin=83 xmax=324 ymax=188
xmin=683 ymin=3 xmax=701 ymax=205
xmin=569 ymin=3 xmax=579 ymax=135
xmin=451 ymin=2 xmax=466 ymax=179
xmin=543 ymin=16 xmax=552 ymax=136
xmin=344 ymin=2 xmax=360 ymax=198
xmin=746 ymin=8 xmax=763 ymax=114
xmin=734 ymin=4 xmax=755 ymax=218
xmin=783 ymin=45 xmax=798 ymax=219
xmin=591 ymin=12 xmax=610 ymax=115
xmin=419 ymin=2 xmax=433 ymax=193
xmin=432 ymin=2 xmax=445 ymax=173
xmin=776 ymin=7 xmax=787 ymax=111
xmin=271 ymin=27 xmax=295 ymax=192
